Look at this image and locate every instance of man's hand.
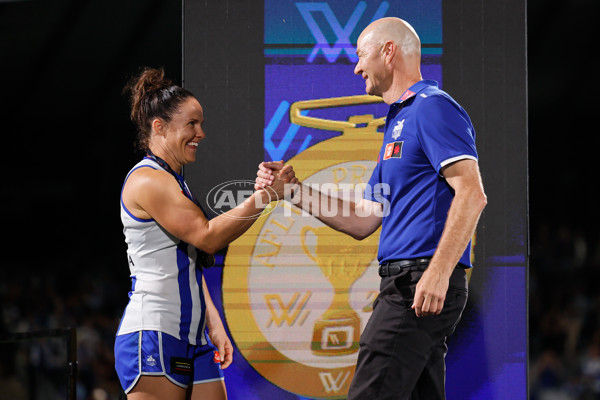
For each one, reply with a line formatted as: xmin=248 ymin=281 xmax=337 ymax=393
xmin=255 ymin=161 xmax=282 ymax=190
xmin=255 ymin=161 xmax=298 ymax=197
xmin=412 ymin=267 xmax=450 ymax=317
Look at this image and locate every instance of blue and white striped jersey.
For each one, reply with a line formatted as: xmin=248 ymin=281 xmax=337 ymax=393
xmin=117 ymin=158 xmax=207 ymax=345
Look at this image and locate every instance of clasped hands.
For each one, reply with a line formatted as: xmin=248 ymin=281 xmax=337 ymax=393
xmin=254 ymin=161 xmax=298 ymax=199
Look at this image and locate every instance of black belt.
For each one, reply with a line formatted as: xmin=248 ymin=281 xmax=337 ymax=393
xmin=378 ymin=258 xmax=432 ymax=277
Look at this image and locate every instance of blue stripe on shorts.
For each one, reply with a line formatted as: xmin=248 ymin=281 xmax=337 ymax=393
xmin=114 ymin=330 xmax=224 ymax=393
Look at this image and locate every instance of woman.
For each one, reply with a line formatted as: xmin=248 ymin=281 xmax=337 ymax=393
xmin=115 ymin=67 xmax=294 ymax=399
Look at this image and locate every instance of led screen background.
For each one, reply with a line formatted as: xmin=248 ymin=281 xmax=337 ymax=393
xmin=183 ymin=1 xmax=528 ymax=398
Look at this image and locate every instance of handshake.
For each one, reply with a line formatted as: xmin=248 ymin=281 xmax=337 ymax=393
xmin=253 ymin=161 xmax=299 ymax=200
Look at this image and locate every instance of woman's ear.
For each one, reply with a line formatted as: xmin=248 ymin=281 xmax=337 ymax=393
xmin=152 ymin=118 xmax=165 ymax=136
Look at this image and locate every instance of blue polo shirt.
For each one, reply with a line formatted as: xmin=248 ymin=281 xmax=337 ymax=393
xmin=365 ymin=80 xmax=478 ymax=267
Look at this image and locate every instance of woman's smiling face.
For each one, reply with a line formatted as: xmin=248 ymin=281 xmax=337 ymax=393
xmin=161 ymin=97 xmax=206 ymax=169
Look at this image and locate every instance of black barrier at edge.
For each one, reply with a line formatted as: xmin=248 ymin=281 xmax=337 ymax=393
xmin=0 ymin=327 xmax=78 ymax=400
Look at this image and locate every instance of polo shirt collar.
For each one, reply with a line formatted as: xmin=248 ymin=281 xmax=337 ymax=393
xmin=395 ymin=80 xmax=438 ymax=104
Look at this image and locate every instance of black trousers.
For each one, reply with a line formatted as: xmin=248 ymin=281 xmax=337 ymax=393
xmin=347 ymin=265 xmax=468 ymax=400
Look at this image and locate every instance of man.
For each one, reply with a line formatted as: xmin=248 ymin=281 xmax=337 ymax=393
xmin=256 ymin=17 xmax=486 ymax=400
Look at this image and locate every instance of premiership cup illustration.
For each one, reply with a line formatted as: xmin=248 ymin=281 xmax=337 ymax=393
xmin=301 ymin=225 xmax=378 ymax=356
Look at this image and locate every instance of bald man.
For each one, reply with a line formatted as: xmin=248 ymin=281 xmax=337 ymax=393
xmin=257 ymin=17 xmax=486 ymax=399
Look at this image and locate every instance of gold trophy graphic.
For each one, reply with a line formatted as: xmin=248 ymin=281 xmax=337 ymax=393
xmin=223 ymin=94 xmax=386 ymax=398
xmin=289 ymin=94 xmax=385 ymax=134
xmin=223 ymin=94 xmax=476 ymax=398
xmin=301 ymin=225 xmax=379 ymax=356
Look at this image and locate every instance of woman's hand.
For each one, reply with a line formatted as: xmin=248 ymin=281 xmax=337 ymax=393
xmin=255 ymin=161 xmax=298 ymax=199
xmin=207 ymin=322 xmax=234 ymax=369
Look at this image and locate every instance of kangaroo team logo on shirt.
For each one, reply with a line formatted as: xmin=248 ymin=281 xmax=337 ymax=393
xmin=392 ymin=119 xmax=404 ymax=140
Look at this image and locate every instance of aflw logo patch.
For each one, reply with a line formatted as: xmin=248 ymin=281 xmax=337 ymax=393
xmin=383 ymin=141 xmax=403 ymax=160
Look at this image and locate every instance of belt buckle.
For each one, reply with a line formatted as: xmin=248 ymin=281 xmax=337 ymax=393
xmin=379 ymin=263 xmax=403 ymax=277
xmin=379 ymin=264 xmax=387 ymax=277
xmin=379 ymin=264 xmax=391 ymax=277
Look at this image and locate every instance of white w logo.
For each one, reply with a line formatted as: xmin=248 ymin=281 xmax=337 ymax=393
xmin=264 ymin=292 xmax=311 ymax=327
xmin=319 ymin=371 xmax=351 ymax=393
xmin=296 ymin=1 xmax=390 ymax=63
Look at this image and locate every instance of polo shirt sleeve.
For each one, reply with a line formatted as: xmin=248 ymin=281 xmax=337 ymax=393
xmin=416 ymin=95 xmax=478 ymax=174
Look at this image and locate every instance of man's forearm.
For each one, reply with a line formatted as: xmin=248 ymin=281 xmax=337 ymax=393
xmin=428 ymin=187 xmax=487 ymax=275
xmin=289 ymin=182 xmax=382 ymax=240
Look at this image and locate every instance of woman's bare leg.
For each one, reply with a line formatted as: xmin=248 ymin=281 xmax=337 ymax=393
xmin=189 ymin=380 xmax=227 ymax=400
xmin=128 ymin=376 xmax=187 ymax=400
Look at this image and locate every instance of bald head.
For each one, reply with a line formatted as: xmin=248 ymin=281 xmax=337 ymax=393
xmin=354 ymin=17 xmax=422 ymax=103
xmin=359 ymin=17 xmax=421 ymax=59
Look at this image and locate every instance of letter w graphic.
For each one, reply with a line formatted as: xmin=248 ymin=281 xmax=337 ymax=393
xmin=265 ymin=292 xmax=311 ymax=327
xmin=319 ymin=371 xmax=351 ymax=393
xmin=296 ymin=1 xmax=390 ymax=63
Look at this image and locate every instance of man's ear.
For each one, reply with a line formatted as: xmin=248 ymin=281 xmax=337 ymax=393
xmin=383 ymin=40 xmax=396 ymax=65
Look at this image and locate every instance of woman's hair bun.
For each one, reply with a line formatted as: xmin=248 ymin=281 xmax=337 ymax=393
xmin=123 ymin=67 xmax=194 ymax=151
xmin=129 ymin=67 xmax=172 ymax=100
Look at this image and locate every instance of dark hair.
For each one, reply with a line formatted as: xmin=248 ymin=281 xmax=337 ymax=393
xmin=123 ymin=67 xmax=195 ymax=150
